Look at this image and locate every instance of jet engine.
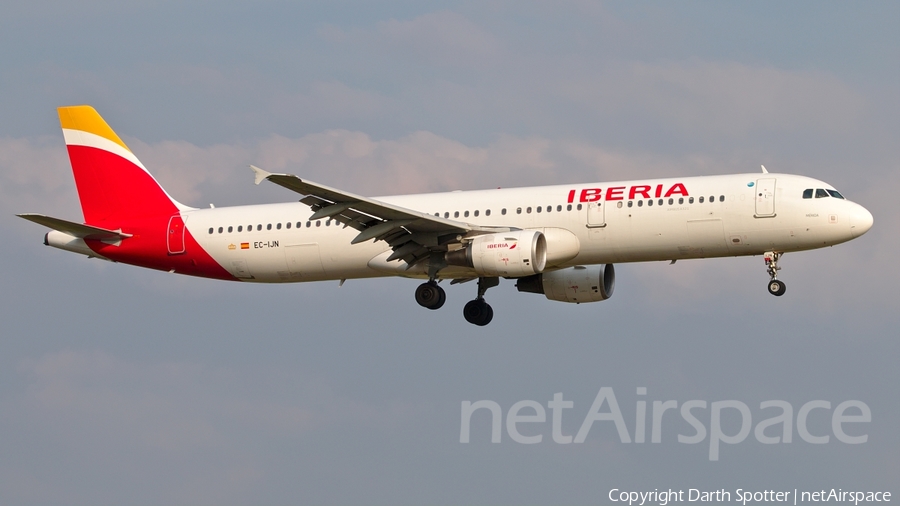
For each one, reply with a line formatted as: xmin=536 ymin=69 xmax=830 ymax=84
xmin=515 ymin=264 xmax=615 ymax=303
xmin=445 ymin=230 xmax=547 ymax=277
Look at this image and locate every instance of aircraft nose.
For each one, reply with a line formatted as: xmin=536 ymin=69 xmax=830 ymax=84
xmin=849 ymin=204 xmax=874 ymax=238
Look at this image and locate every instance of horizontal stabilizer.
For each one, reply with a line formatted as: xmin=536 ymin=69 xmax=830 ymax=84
xmin=17 ymin=213 xmax=132 ymax=240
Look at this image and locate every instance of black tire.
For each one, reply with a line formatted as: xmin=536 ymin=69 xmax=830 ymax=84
xmin=436 ymin=286 xmax=447 ymax=309
xmin=415 ymin=282 xmax=445 ymax=309
xmin=463 ymin=299 xmax=493 ymax=326
xmin=480 ymin=303 xmax=493 ymax=326
xmin=767 ymin=279 xmax=786 ymax=297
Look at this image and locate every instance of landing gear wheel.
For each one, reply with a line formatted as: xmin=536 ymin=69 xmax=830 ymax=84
xmin=415 ymin=282 xmax=446 ymax=310
xmin=767 ymin=279 xmax=786 ymax=297
xmin=763 ymin=252 xmax=786 ymax=297
xmin=463 ymin=299 xmax=494 ymax=326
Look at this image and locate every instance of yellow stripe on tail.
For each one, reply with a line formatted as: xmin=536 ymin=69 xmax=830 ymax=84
xmin=58 ymin=105 xmax=132 ymax=153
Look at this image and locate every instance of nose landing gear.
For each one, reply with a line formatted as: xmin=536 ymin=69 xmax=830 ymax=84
xmin=764 ymin=252 xmax=786 ymax=296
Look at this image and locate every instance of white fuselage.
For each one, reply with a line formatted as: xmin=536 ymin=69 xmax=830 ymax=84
xmin=184 ymin=173 xmax=870 ymax=283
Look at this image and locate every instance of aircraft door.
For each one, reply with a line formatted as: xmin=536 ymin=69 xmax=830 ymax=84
xmin=755 ymin=178 xmax=777 ymax=217
xmin=586 ymin=202 xmax=606 ymax=228
xmin=167 ymin=214 xmax=186 ymax=255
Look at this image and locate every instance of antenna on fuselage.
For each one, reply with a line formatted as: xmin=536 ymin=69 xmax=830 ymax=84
xmin=761 ymin=165 xmax=769 ymax=173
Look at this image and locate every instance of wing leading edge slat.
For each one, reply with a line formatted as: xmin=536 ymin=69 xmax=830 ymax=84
xmin=250 ymin=165 xmax=511 ymax=269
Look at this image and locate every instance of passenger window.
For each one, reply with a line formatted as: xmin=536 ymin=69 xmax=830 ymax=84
xmin=668 ymin=198 xmax=673 ymax=205
xmin=567 ymin=204 xmax=572 ymax=211
xmin=286 ymin=222 xmax=291 ymax=229
xmin=276 ymin=223 xmax=281 ymax=230
xmin=719 ymin=195 xmax=725 ymax=202
xmin=227 ymin=226 xmax=233 ymax=233
xmin=689 ymin=197 xmax=694 ymax=204
xmin=516 ymin=208 xmax=522 ymax=214
xmin=486 ymin=209 xmax=491 ymax=216
xmin=637 ymin=200 xmax=643 ymax=207
xmin=238 ymin=225 xmax=243 ymax=232
xmin=501 ymin=209 xmax=506 ymax=215
xmin=464 ymin=211 xmax=469 ymax=217
xmin=296 ymin=222 xmax=302 ymax=228
xmin=454 ymin=211 xmax=459 ymax=218
xmin=444 ymin=212 xmax=449 ymax=218
xmin=474 ymin=210 xmax=479 ymax=217
xmin=658 ymin=199 xmax=663 ymax=206
xmin=536 ymin=206 xmax=542 ymax=213
xmin=802 ymin=189 xmax=813 ymax=199
xmin=208 ymin=228 xmax=213 ymax=234
xmin=527 ymin=207 xmax=532 ymax=214
xmin=678 ymin=197 xmax=684 ymax=204
xmin=627 ymin=201 xmax=633 ymax=208
xmin=218 ymin=227 xmax=223 ymax=233
xmin=827 ymin=189 xmax=845 ymax=199
xmin=709 ymin=196 xmax=714 ymax=203
xmin=257 ymin=224 xmax=262 ymax=231
xmin=648 ymin=200 xmax=653 ymax=207
xmin=617 ymin=201 xmax=623 ymax=208
xmin=577 ymin=204 xmax=582 ymax=211
xmin=816 ymin=188 xmax=829 ymax=198
xmin=306 ymin=221 xmax=311 ymax=228
xmin=699 ymin=196 xmax=704 ymax=203
xmin=315 ymin=221 xmax=320 ymax=227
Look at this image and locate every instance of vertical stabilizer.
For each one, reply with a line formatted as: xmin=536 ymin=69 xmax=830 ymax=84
xmin=58 ymin=106 xmax=191 ymax=225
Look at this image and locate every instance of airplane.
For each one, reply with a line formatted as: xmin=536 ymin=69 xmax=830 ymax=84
xmin=18 ymin=106 xmax=874 ymax=326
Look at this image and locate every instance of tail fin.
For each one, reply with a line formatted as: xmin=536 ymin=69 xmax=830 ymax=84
xmin=58 ymin=106 xmax=191 ymax=225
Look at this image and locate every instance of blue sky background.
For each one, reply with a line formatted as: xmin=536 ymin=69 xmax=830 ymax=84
xmin=1 ymin=2 xmax=898 ymax=504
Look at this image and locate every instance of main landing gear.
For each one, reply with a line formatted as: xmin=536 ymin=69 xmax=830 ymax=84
xmin=463 ymin=277 xmax=499 ymax=326
xmin=764 ymin=252 xmax=786 ymax=297
xmin=414 ymin=276 xmax=498 ymax=326
xmin=415 ymin=281 xmax=446 ymax=310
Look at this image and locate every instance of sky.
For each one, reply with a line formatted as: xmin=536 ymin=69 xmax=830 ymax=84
xmin=1 ymin=1 xmax=898 ymax=504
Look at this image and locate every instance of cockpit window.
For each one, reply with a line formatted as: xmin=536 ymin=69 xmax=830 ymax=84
xmin=827 ymin=189 xmax=845 ymax=199
xmin=802 ymin=189 xmax=813 ymax=199
xmin=815 ymin=188 xmax=829 ymax=198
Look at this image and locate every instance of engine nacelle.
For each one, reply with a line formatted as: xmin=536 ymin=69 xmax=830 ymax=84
xmin=446 ymin=230 xmax=547 ymax=277
xmin=516 ymin=264 xmax=615 ymax=303
xmin=540 ymin=227 xmax=580 ymax=267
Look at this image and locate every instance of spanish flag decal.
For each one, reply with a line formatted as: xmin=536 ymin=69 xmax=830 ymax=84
xmin=241 ymin=243 xmax=250 ymax=250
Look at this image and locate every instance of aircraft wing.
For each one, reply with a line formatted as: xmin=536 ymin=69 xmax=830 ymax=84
xmin=17 ymin=213 xmax=132 ymax=240
xmin=251 ymin=165 xmax=508 ymax=266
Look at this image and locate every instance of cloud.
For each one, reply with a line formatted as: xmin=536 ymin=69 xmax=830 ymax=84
xmin=0 ymin=136 xmax=80 ymax=218
xmin=321 ymin=11 xmax=503 ymax=69
xmin=557 ymin=60 xmax=867 ymax=140
xmin=376 ymin=11 xmax=503 ymax=66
